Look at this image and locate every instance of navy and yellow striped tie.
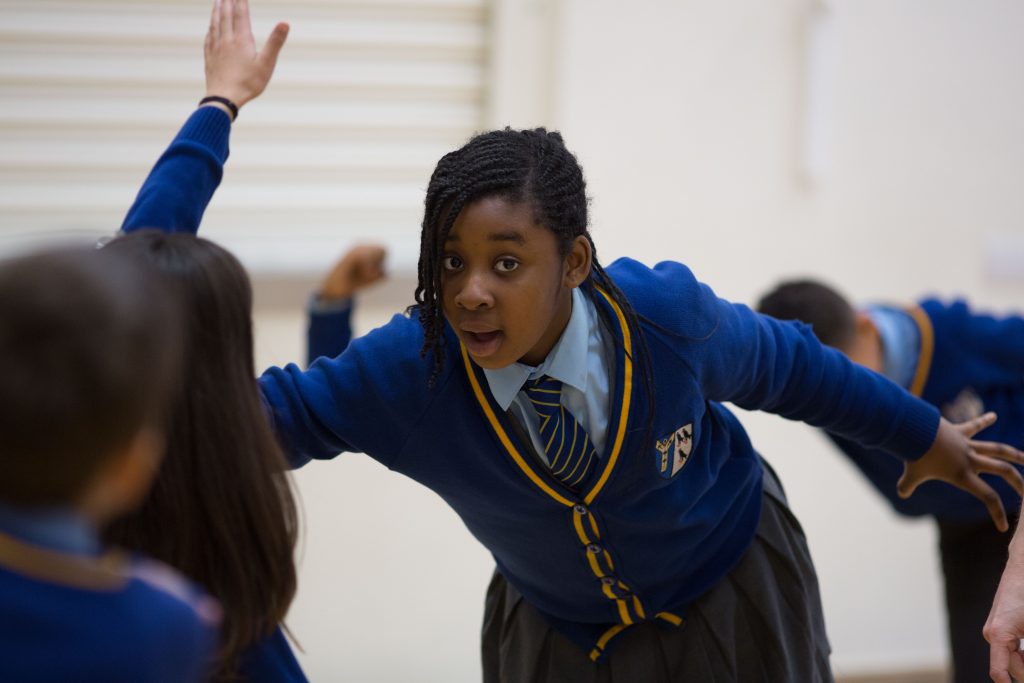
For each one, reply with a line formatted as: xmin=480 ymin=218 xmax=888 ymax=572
xmin=525 ymin=375 xmax=598 ymax=490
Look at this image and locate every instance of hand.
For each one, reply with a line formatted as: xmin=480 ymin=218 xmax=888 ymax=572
xmin=318 ymin=245 xmax=388 ymax=301
xmin=897 ymin=412 xmax=1024 ymax=531
xmin=204 ymin=0 xmax=289 ymax=109
xmin=985 ymin=550 xmax=1024 ymax=683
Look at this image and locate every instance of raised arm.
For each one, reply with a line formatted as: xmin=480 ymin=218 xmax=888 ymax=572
xmin=121 ymin=0 xmax=288 ymax=234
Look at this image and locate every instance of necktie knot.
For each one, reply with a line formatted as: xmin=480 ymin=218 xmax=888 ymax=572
xmin=523 ymin=375 xmax=597 ymax=490
xmin=525 ymin=375 xmax=564 ymax=419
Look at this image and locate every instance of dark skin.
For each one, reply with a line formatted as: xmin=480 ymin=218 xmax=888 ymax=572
xmin=441 ymin=197 xmax=592 ymax=370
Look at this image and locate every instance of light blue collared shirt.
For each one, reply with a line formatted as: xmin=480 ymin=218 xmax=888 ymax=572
xmin=0 ymin=503 xmax=99 ymax=556
xmin=483 ymin=287 xmax=614 ymax=464
xmin=866 ymin=305 xmax=921 ymax=390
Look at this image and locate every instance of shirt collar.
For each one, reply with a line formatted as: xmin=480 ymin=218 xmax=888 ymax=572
xmin=865 ymin=305 xmax=921 ymax=390
xmin=484 ymin=287 xmax=593 ymax=410
xmin=0 ymin=503 xmax=100 ymax=557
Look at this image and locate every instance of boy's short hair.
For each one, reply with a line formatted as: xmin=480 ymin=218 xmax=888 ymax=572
xmin=0 ymin=245 xmax=182 ymax=508
xmin=757 ymin=279 xmax=857 ymax=350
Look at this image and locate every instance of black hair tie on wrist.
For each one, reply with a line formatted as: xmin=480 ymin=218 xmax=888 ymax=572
xmin=198 ymin=95 xmax=239 ymax=121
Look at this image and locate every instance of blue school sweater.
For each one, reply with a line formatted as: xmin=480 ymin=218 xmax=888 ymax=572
xmin=0 ymin=530 xmax=218 ymax=682
xmin=307 ymin=298 xmax=354 ymax=366
xmin=123 ymin=106 xmax=941 ymax=659
xmin=828 ymin=301 xmax=1024 ymax=522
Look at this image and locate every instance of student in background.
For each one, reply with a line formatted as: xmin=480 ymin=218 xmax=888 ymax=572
xmin=0 ymin=246 xmax=218 ymax=683
xmin=105 ymin=3 xmax=305 ymax=680
xmin=306 ymin=244 xmax=386 ymax=366
xmin=758 ymin=279 xmax=1024 ymax=683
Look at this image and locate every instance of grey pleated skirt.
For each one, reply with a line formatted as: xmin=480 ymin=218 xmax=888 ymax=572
xmin=481 ymin=460 xmax=834 ymax=683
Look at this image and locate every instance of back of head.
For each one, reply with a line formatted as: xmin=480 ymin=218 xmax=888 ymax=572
xmin=757 ymin=279 xmax=857 ymax=349
xmin=101 ymin=230 xmax=297 ymax=679
xmin=0 ymin=245 xmax=180 ymax=508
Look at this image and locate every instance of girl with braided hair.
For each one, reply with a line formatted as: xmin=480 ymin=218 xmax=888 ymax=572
xmin=124 ymin=7 xmax=1024 ymax=674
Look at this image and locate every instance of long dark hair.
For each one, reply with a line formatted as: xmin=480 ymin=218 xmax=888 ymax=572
xmin=102 ymin=230 xmax=298 ymax=681
xmin=415 ymin=127 xmax=656 ymax=442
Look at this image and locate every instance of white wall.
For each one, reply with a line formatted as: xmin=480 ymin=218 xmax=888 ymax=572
xmin=545 ymin=0 xmax=1024 ymax=675
xmin=256 ymin=0 xmax=1024 ymax=679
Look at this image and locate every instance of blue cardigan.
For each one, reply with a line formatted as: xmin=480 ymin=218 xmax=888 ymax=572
xmin=0 ymin=532 xmax=217 ymax=683
xmin=123 ymin=107 xmax=941 ymax=659
xmin=829 ymin=301 xmax=1024 ymax=522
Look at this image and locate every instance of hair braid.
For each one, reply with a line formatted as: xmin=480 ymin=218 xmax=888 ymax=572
xmin=413 ymin=128 xmax=657 ymax=452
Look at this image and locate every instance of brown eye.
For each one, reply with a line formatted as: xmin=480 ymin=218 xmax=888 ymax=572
xmin=442 ymin=255 xmax=463 ymax=271
xmin=495 ymin=258 xmax=519 ymax=273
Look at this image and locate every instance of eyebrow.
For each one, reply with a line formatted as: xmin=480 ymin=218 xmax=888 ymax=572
xmin=445 ymin=230 xmax=527 ymax=245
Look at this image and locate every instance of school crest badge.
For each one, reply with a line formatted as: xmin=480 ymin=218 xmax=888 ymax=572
xmin=655 ymin=424 xmax=693 ymax=479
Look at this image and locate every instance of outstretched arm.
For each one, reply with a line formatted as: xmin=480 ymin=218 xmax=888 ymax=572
xmin=121 ymin=0 xmax=288 ymax=234
xmin=638 ymin=261 xmax=1024 ymax=531
xmin=985 ymin=507 xmax=1024 ymax=682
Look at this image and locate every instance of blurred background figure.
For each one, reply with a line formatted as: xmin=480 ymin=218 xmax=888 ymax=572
xmin=0 ymin=246 xmax=218 ymax=683
xmin=758 ymin=279 xmax=1024 ymax=683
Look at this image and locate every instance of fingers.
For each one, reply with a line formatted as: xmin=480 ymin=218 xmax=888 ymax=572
xmin=235 ymin=0 xmax=251 ymax=38
xmin=258 ymin=22 xmax=290 ymax=72
xmin=220 ymin=0 xmax=234 ymax=38
xmin=964 ymin=472 xmax=1010 ymax=532
xmin=974 ymin=439 xmax=1024 ymax=465
xmin=990 ymin=640 xmax=1011 ymax=683
xmin=962 ymin=411 xmax=998 ymax=438
xmin=209 ymin=0 xmax=222 ymax=41
xmin=1010 ymin=650 xmax=1024 ymax=681
xmin=896 ymin=463 xmax=921 ymax=499
xmin=973 ymin=453 xmax=1024 ymax=498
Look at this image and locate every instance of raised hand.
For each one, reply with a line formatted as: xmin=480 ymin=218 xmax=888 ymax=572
xmin=897 ymin=412 xmax=1024 ymax=531
xmin=318 ymin=245 xmax=388 ymax=301
xmin=204 ymin=0 xmax=289 ymax=111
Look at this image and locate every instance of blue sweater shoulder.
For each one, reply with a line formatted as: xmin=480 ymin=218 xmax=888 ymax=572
xmin=261 ymin=309 xmax=451 ymax=469
xmin=0 ymin=547 xmax=219 ymax=683
xmin=605 ymin=257 xmax=941 ymax=460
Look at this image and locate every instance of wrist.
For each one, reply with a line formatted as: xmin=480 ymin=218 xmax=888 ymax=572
xmin=199 ymin=95 xmax=239 ymax=121
xmin=317 ymin=287 xmax=354 ymax=302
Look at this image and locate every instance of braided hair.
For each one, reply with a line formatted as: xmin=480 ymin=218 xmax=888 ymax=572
xmin=414 ymin=128 xmax=656 ymax=447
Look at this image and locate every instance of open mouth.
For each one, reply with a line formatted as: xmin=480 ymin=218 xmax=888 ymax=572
xmin=462 ymin=329 xmax=503 ymax=357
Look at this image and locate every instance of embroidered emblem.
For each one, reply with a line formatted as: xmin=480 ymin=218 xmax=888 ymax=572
xmin=941 ymin=388 xmax=984 ymax=424
xmin=655 ymin=424 xmax=693 ymax=478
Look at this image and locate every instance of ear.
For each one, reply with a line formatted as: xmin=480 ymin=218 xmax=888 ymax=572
xmin=854 ymin=311 xmax=878 ymax=340
xmin=78 ymin=427 xmax=164 ymax=525
xmin=562 ymin=235 xmax=593 ymax=288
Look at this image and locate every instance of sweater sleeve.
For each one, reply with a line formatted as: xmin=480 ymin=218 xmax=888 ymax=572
xmin=930 ymin=299 xmax=1024 ymax=374
xmin=619 ymin=259 xmax=941 ymax=459
xmin=260 ymin=312 xmax=435 ymax=469
xmin=121 ymin=107 xmax=232 ymax=234
xmin=306 ymin=296 xmax=355 ymax=367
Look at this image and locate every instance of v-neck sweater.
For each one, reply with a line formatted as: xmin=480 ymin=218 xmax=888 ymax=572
xmin=123 ymin=106 xmax=941 ymax=659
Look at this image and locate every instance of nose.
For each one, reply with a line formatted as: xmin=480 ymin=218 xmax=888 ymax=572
xmin=454 ymin=271 xmax=494 ymax=310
